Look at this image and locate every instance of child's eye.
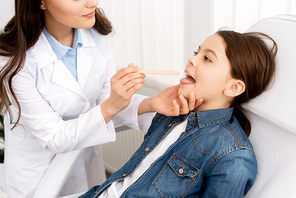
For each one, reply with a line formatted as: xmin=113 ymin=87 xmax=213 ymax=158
xmin=193 ymin=51 xmax=198 ymax=56
xmin=204 ymin=56 xmax=211 ymax=62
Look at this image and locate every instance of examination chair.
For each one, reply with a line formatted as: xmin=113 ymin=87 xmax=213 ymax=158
xmin=243 ymin=14 xmax=296 ymax=198
xmin=0 ymin=14 xmax=295 ymax=198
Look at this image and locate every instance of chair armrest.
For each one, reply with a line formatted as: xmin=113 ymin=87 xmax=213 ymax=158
xmin=114 ymin=122 xmax=131 ymax=133
xmin=32 ymin=123 xmax=131 ymax=198
xmin=33 ymin=148 xmax=85 ymax=198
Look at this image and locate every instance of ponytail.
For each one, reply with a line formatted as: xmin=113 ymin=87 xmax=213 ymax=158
xmin=216 ymin=30 xmax=277 ymax=136
xmin=233 ymin=106 xmax=251 ymax=137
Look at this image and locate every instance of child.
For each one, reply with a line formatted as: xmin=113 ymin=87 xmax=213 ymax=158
xmin=80 ymin=30 xmax=277 ymax=198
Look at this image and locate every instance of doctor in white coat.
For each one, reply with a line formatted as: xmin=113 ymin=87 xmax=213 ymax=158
xmin=0 ymin=0 xmax=202 ymax=197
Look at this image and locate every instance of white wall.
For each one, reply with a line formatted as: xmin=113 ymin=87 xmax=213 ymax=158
xmin=99 ymin=0 xmax=296 ymax=96
xmin=1 ymin=0 xmax=296 ymax=94
xmin=99 ymin=0 xmax=188 ymax=94
xmin=0 ymin=0 xmax=14 ymax=31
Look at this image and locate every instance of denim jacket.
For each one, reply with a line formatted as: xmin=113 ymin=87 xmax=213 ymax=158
xmin=80 ymin=108 xmax=257 ymax=198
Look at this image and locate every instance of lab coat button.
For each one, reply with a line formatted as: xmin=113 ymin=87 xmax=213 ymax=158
xmin=145 ymin=147 xmax=150 ymax=152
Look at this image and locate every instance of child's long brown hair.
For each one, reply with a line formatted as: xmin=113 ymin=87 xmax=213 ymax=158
xmin=217 ymin=30 xmax=277 ymax=137
xmin=0 ymin=0 xmax=112 ymax=128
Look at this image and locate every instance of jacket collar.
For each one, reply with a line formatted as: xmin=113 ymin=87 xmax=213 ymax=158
xmin=188 ymin=108 xmax=233 ymax=128
xmin=160 ymin=108 xmax=233 ymax=129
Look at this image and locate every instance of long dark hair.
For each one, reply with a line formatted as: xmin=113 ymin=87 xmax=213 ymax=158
xmin=217 ymin=30 xmax=277 ymax=137
xmin=0 ymin=0 xmax=112 ymax=128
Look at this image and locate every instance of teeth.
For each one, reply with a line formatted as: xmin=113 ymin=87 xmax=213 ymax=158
xmin=185 ymin=71 xmax=191 ymax=77
xmin=185 ymin=71 xmax=195 ymax=81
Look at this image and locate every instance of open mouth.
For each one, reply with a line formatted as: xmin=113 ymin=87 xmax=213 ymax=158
xmin=180 ymin=70 xmax=196 ymax=84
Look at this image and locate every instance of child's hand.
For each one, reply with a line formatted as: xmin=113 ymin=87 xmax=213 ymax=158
xmin=148 ymin=84 xmax=203 ymax=116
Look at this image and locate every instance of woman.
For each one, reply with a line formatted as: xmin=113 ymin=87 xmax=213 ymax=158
xmin=0 ymin=0 xmax=200 ymax=197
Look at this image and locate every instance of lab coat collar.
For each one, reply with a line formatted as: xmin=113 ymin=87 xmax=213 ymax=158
xmin=32 ymin=29 xmax=96 ymax=69
xmin=31 ymin=29 xmax=97 ymax=99
xmin=77 ymin=29 xmax=95 ymax=89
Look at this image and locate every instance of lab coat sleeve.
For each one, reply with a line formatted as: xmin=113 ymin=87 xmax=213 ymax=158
xmin=7 ymin=65 xmax=116 ymax=153
xmin=113 ymin=94 xmax=155 ymax=133
xmin=95 ymin=49 xmax=154 ymax=133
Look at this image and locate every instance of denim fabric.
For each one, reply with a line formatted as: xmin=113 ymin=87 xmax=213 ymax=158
xmin=80 ymin=108 xmax=257 ymax=198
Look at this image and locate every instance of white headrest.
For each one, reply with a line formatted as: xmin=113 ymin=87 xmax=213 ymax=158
xmin=244 ymin=14 xmax=296 ymax=134
xmin=245 ymin=15 xmax=296 ymax=133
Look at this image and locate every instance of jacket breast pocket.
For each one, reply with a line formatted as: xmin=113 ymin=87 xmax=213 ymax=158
xmin=153 ymin=155 xmax=199 ymax=197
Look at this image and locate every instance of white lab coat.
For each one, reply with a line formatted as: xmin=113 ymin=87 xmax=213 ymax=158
xmin=1 ymin=28 xmax=153 ymax=198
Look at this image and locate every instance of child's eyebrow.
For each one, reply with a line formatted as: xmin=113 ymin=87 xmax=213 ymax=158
xmin=198 ymin=45 xmax=218 ymax=59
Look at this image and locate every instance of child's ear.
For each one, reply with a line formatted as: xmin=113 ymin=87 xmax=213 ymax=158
xmin=224 ymin=80 xmax=245 ymax=97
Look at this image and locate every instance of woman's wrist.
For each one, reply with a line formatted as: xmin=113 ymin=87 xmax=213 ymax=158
xmin=138 ymin=97 xmax=155 ymax=115
xmin=101 ymin=99 xmax=121 ymax=124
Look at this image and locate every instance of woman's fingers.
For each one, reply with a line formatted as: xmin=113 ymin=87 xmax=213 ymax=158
xmin=113 ymin=63 xmax=142 ymax=81
xmin=112 ymin=64 xmax=145 ymax=93
xmin=120 ymin=72 xmax=146 ymax=87
xmin=108 ymin=63 xmax=147 ymax=113
xmin=113 ymin=73 xmax=145 ymax=98
xmin=126 ymin=79 xmax=144 ymax=92
xmin=173 ymin=100 xmax=180 ymax=116
xmin=177 ymin=92 xmax=203 ymax=115
xmin=195 ymin=98 xmax=204 ymax=108
xmin=179 ymin=95 xmax=189 ymax=114
xmin=188 ymin=92 xmax=196 ymax=111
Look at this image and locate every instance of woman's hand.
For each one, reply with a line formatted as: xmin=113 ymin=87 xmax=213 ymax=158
xmin=101 ymin=63 xmax=146 ymax=123
xmin=139 ymin=84 xmax=203 ymax=116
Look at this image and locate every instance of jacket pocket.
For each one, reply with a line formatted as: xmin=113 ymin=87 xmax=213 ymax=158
xmin=153 ymin=154 xmax=199 ymax=197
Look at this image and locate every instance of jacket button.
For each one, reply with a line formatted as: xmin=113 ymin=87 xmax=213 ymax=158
xmin=145 ymin=147 xmax=150 ymax=152
xmin=122 ymin=173 xmax=127 ymax=177
xmin=168 ymin=124 xmax=172 ymax=127
xmin=179 ymin=167 xmax=184 ymax=174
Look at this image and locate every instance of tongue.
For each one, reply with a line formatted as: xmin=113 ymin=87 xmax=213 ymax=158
xmin=180 ymin=78 xmax=196 ymax=84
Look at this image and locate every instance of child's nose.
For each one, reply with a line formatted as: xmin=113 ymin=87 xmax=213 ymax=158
xmin=188 ymin=57 xmax=196 ymax=67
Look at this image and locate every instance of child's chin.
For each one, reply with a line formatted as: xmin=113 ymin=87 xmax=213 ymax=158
xmin=178 ymin=88 xmax=190 ymax=99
